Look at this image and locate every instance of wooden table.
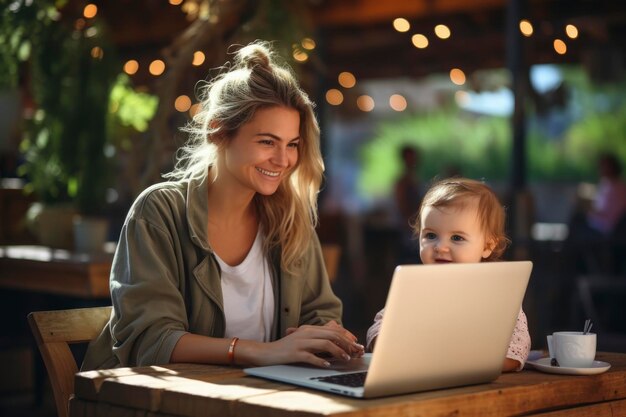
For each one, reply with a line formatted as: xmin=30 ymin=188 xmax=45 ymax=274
xmin=0 ymin=245 xmax=112 ymax=298
xmin=70 ymin=352 xmax=626 ymax=417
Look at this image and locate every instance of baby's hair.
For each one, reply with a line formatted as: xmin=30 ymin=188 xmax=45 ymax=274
xmin=412 ymin=177 xmax=510 ymax=261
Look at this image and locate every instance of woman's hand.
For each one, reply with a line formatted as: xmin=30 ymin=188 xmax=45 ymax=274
xmin=241 ymin=322 xmax=364 ymax=368
xmin=322 ymin=320 xmax=365 ymax=358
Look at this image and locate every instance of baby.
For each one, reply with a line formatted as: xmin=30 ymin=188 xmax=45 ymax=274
xmin=366 ymin=178 xmax=530 ymax=372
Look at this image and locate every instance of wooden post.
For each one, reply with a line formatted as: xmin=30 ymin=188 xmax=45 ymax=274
xmin=506 ymin=0 xmax=532 ymax=258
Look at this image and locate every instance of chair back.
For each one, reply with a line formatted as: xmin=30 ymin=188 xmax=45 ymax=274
xmin=28 ymin=306 xmax=112 ymax=417
xmin=321 ymin=243 xmax=342 ymax=283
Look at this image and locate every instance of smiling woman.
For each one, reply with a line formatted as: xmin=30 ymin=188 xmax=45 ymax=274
xmin=221 ymin=106 xmax=301 ymax=199
xmin=81 ymin=41 xmax=364 ymax=372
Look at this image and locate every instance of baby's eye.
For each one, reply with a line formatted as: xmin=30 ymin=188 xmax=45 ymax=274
xmin=451 ymin=235 xmax=465 ymax=242
xmin=424 ymin=232 xmax=437 ymax=240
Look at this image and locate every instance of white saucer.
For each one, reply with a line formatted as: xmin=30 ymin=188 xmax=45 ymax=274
xmin=526 ymin=357 xmax=611 ymax=375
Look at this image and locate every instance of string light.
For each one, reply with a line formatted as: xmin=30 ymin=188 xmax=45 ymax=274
xmin=389 ymin=94 xmax=407 ymax=111
xmin=393 ymin=18 xmax=410 ymax=33
xmin=356 ymin=95 xmax=375 ymax=112
xmin=449 ymin=68 xmax=466 ymax=85
xmin=553 ymin=39 xmax=567 ymax=54
xmin=192 ymin=51 xmax=205 ymax=66
xmin=174 ymin=95 xmax=192 ymax=112
xmin=434 ymin=24 xmax=451 ymax=39
xmin=83 ymin=4 xmax=97 ymax=19
xmin=412 ymin=34 xmax=429 ymax=49
xmin=85 ymin=27 xmax=98 ymax=38
xmin=189 ymin=103 xmax=201 ymax=118
xmin=149 ymin=60 xmax=166 ymax=76
xmin=326 ymin=89 xmax=343 ymax=106
xmin=301 ymin=38 xmax=316 ymax=50
xmin=123 ymin=60 xmax=139 ymax=75
xmin=90 ymin=46 xmax=103 ymax=59
xmin=519 ymin=19 xmax=533 ymax=36
xmin=169 ymin=0 xmax=183 ymax=5
xmin=565 ymin=24 xmax=578 ymax=39
xmin=338 ymin=72 xmax=356 ymax=88
xmin=293 ymin=50 xmax=308 ymax=62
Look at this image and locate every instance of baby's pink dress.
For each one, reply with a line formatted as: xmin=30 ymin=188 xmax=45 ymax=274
xmin=366 ymin=308 xmax=531 ymax=371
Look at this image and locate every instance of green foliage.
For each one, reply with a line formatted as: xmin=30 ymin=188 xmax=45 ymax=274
xmin=564 ymin=102 xmax=626 ymax=177
xmin=359 ymin=68 xmax=626 ymax=198
xmin=108 ymin=74 xmax=159 ymax=151
xmin=359 ymin=108 xmax=511 ymax=197
xmin=5 ymin=1 xmax=120 ymax=215
xmin=0 ymin=0 xmax=65 ymax=87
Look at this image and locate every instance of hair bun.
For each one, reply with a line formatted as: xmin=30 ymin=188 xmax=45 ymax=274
xmin=235 ymin=43 xmax=272 ymax=70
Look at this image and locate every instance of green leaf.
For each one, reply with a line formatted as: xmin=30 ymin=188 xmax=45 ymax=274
xmin=17 ymin=40 xmax=31 ymax=61
xmin=67 ymin=177 xmax=77 ymax=197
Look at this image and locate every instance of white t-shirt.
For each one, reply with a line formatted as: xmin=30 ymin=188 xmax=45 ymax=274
xmin=214 ymin=229 xmax=274 ymax=342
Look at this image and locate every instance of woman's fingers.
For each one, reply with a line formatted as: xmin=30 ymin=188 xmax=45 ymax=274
xmin=323 ymin=320 xmax=358 ymax=342
xmin=299 ymin=326 xmax=359 ymax=354
xmin=269 ymin=324 xmax=365 ymax=366
xmin=298 ymin=324 xmax=360 ymax=350
xmin=297 ymin=351 xmax=332 ymax=368
xmin=307 ymin=338 xmax=353 ymax=361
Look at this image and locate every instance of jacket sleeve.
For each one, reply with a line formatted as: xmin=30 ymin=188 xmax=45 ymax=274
xmin=297 ymin=235 xmax=343 ymax=326
xmin=109 ymin=212 xmax=189 ymax=367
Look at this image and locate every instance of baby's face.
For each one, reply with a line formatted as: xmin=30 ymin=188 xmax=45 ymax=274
xmin=419 ymin=199 xmax=493 ymax=264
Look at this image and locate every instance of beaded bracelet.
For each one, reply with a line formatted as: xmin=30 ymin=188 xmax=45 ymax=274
xmin=227 ymin=337 xmax=239 ymax=365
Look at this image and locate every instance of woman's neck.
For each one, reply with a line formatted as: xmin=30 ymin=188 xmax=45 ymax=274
xmin=206 ymin=168 xmax=256 ymax=226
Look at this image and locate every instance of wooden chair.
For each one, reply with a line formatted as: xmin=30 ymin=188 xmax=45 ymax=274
xmin=27 ymin=306 xmax=112 ymax=417
xmin=321 ymin=243 xmax=342 ymax=284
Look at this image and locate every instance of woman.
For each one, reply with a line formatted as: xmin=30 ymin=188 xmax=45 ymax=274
xmin=82 ymin=42 xmax=363 ymax=370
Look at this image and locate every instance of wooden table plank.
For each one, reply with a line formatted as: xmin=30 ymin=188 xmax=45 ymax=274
xmin=75 ymin=363 xmax=244 ymax=402
xmin=158 ymin=376 xmax=297 ymax=417
xmin=179 ymin=352 xmax=626 ymax=417
xmin=235 ymin=373 xmax=613 ymax=417
xmin=0 ymin=245 xmax=112 ymax=298
xmin=73 ymin=353 xmax=626 ymax=417
xmin=88 ymin=364 xmax=245 ymax=411
xmin=532 ymin=398 xmax=626 ymax=417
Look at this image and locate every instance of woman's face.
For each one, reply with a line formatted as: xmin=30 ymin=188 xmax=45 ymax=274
xmin=221 ymin=106 xmax=301 ymax=196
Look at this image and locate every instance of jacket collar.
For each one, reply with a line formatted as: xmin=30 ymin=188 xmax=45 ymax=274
xmin=186 ymin=176 xmax=213 ymax=253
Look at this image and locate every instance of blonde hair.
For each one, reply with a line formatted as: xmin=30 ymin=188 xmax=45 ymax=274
xmin=412 ymin=177 xmax=510 ymax=261
xmin=166 ymin=41 xmax=324 ymax=273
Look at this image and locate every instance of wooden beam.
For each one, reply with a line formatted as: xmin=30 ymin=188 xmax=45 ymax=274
xmin=311 ymin=0 xmax=505 ymax=26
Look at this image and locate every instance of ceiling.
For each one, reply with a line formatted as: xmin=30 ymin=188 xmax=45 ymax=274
xmin=309 ymin=0 xmax=626 ymax=81
xmin=91 ymin=0 xmax=626 ymax=85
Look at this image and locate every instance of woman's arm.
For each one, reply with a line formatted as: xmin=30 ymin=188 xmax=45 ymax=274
xmin=170 ymin=325 xmax=362 ymax=367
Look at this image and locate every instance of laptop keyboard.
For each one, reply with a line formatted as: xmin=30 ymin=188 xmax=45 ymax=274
xmin=311 ymin=371 xmax=367 ymax=387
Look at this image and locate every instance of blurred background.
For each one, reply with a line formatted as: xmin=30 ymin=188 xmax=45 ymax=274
xmin=1 ymin=0 xmax=626 ymax=415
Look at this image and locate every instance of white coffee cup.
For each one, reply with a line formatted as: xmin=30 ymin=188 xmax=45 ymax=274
xmin=551 ymin=331 xmax=596 ymax=368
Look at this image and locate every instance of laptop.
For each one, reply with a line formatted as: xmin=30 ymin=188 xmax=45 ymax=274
xmin=244 ymin=261 xmax=532 ymax=398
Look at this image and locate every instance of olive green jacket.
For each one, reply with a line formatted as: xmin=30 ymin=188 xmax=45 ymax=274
xmin=81 ymin=177 xmax=342 ymax=370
